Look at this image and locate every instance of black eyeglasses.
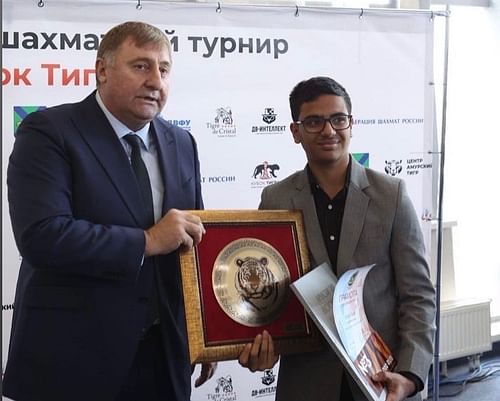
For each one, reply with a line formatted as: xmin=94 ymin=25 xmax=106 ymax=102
xmin=295 ymin=114 xmax=352 ymax=134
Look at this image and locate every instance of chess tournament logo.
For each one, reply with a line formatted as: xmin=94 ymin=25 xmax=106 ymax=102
xmin=262 ymin=108 xmax=277 ymax=124
xmin=251 ymin=107 xmax=286 ymax=135
xmin=215 ymin=107 xmax=233 ymax=125
xmin=252 ymin=161 xmax=280 ymax=180
xmin=208 ymin=375 xmax=237 ymax=401
xmin=261 ymin=369 xmax=276 ymax=386
xmin=251 ymin=369 xmax=277 ymax=398
xmin=215 ymin=376 xmax=233 ymax=394
xmin=207 ymin=107 xmax=236 ymax=137
xmin=250 ymin=161 xmax=280 ymax=189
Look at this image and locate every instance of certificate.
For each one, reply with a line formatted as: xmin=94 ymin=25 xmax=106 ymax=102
xmin=291 ymin=263 xmax=396 ymax=401
xmin=179 ymin=209 xmax=322 ymax=363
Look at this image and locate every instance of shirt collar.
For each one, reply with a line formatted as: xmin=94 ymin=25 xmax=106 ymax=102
xmin=307 ymin=155 xmax=352 ymax=193
xmin=95 ymin=91 xmax=151 ymax=150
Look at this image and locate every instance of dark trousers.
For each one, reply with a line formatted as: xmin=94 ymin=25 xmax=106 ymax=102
xmin=115 ymin=325 xmax=173 ymax=401
xmin=340 ymin=370 xmax=356 ymax=401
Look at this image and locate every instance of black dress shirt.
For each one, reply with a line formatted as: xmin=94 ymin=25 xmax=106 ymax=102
xmin=307 ymin=163 xmax=349 ymax=274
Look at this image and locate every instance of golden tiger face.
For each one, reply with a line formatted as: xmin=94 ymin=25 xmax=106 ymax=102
xmin=235 ymin=256 xmax=278 ymax=311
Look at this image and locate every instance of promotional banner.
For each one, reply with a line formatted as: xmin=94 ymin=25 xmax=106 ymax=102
xmin=2 ymin=1 xmax=436 ymax=400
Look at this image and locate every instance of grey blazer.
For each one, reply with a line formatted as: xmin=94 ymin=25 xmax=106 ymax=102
xmin=259 ymin=158 xmax=435 ymax=401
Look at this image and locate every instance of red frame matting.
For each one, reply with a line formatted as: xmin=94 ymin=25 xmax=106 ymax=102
xmin=195 ymin=222 xmax=309 ymax=345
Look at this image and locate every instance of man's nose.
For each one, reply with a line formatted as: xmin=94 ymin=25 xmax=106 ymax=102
xmin=145 ymin=68 xmax=163 ymax=89
xmin=321 ymin=119 xmax=337 ymax=136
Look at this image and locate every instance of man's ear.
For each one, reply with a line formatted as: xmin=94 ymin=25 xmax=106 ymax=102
xmin=95 ymin=58 xmax=107 ymax=85
xmin=290 ymin=122 xmax=301 ymax=144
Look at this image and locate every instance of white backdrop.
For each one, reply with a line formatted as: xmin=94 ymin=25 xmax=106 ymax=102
xmin=2 ymin=1 xmax=436 ymax=400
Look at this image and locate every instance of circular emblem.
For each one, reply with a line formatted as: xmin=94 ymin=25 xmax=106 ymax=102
xmin=212 ymin=238 xmax=291 ymax=327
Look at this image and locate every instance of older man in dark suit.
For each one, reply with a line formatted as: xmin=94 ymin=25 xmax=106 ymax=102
xmin=3 ymin=21 xmax=215 ymax=401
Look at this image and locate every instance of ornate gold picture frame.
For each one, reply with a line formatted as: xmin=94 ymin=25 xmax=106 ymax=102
xmin=179 ymin=209 xmax=322 ymax=363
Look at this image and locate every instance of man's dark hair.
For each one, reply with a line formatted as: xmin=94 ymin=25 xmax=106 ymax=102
xmin=289 ymin=76 xmax=352 ymax=121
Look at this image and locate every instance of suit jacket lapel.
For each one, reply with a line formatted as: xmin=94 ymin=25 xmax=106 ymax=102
xmin=291 ymin=169 xmax=331 ymax=271
xmin=337 ymin=160 xmax=370 ymax=275
xmin=73 ymin=93 xmax=146 ymax=227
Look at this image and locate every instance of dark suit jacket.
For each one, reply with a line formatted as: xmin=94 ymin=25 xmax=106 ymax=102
xmin=259 ymin=160 xmax=436 ymax=401
xmin=3 ymin=93 xmax=203 ymax=401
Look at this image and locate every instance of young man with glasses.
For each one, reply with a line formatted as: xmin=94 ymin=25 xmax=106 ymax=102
xmin=239 ymin=76 xmax=436 ymax=401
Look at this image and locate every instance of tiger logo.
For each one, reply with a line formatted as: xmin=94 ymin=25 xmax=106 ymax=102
xmin=235 ymin=256 xmax=278 ymax=311
xmin=252 ymin=162 xmax=280 ymax=179
xmin=384 ymin=160 xmax=402 ymax=176
xmin=215 ymin=375 xmax=233 ymax=394
xmin=214 ymin=107 xmax=233 ymax=125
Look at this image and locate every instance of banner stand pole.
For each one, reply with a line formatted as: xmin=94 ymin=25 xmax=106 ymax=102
xmin=432 ymin=4 xmax=451 ymax=401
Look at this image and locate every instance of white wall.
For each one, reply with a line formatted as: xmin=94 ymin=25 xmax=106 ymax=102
xmin=439 ymin=3 xmax=500 ymax=319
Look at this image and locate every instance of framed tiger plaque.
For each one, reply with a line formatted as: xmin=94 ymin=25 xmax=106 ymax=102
xmin=179 ymin=209 xmax=322 ymax=363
